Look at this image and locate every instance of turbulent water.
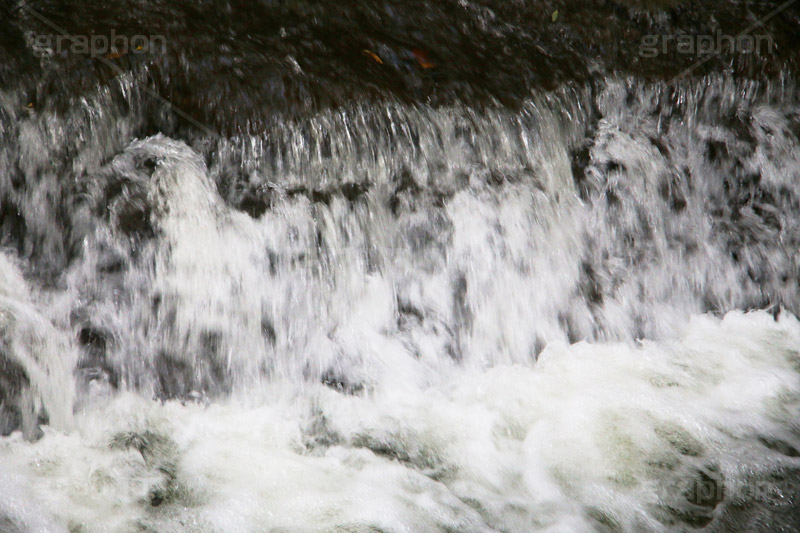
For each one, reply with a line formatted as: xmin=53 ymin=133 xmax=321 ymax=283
xmin=3 ymin=0 xmax=800 ymax=531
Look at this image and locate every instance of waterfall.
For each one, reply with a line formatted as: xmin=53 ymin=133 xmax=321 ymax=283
xmin=2 ymin=0 xmax=800 ymax=530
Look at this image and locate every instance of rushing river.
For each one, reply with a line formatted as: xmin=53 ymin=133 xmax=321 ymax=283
xmin=2 ymin=1 xmax=800 ymax=531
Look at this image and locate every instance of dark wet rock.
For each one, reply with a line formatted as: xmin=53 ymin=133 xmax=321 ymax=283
xmin=531 ymin=337 xmax=547 ymax=360
xmin=111 ymin=429 xmax=174 ymax=465
xmin=237 ymin=187 xmax=274 ymax=218
xmin=260 ymin=317 xmax=277 ymax=346
xmin=3 ymin=1 xmax=800 ymax=132
xmin=579 ymin=261 xmax=605 ymax=307
xmin=303 ymin=407 xmax=342 ymax=450
xmin=0 ymin=199 xmax=26 ymax=255
xmin=759 ymin=436 xmax=800 ymax=458
xmin=96 ymin=253 xmax=127 ymax=274
xmin=559 ymin=313 xmax=583 ymax=344
xmin=110 ymin=429 xmax=183 ymax=507
xmin=585 ymin=506 xmax=622 ymax=533
xmin=651 ymin=465 xmax=726 ymax=529
xmin=0 ymin=351 xmax=29 ymax=400
xmin=602 ymin=160 xmax=626 ymax=175
xmin=706 ymin=140 xmax=729 ymax=164
xmin=282 ymin=182 xmax=370 ymax=208
xmin=198 ymin=330 xmax=223 ymax=360
xmin=0 ymin=352 xmax=41 ymax=440
xmin=341 ymin=182 xmax=369 ymax=203
xmin=114 ymin=197 xmax=155 ymax=239
xmin=0 ymin=515 xmax=24 ymax=533
xmin=0 ymin=404 xmax=21 ymax=437
xmin=392 ymin=167 xmax=419 ymax=198
xmin=710 ymin=466 xmax=800 ymax=532
xmin=154 ymin=348 xmax=230 ymax=401
xmin=320 ymin=368 xmax=364 ymax=395
xmin=570 ymin=143 xmax=595 ymax=202
xmin=397 ymin=301 xmax=425 ymax=331
xmin=605 ymin=186 xmax=621 ymax=207
xmin=102 ymin=165 xmax=158 ymax=241
xmin=686 ymin=467 xmax=725 ymax=510
xmin=658 ymin=172 xmax=688 ymax=213
xmin=78 ymin=326 xmax=109 ymax=357
xmin=649 ymin=135 xmax=670 ymax=158
xmin=76 ymin=325 xmax=119 ymax=389
xmin=452 ymin=273 xmax=471 ymax=329
xmin=350 ymin=429 xmax=451 ymax=480
xmin=134 ymin=154 xmax=158 ymax=175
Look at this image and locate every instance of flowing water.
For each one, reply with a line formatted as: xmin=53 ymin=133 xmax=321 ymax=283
xmin=2 ymin=1 xmax=800 ymax=531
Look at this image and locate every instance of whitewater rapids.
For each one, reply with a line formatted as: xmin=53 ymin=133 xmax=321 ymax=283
xmin=0 ymin=309 xmax=798 ymax=532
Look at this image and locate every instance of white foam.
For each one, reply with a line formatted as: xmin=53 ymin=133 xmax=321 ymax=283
xmin=1 ymin=310 xmax=797 ymax=531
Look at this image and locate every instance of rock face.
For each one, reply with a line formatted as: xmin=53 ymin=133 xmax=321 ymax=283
xmin=0 ymin=352 xmax=32 ymax=438
xmin=0 ymin=256 xmax=76 ymax=440
xmin=2 ymin=0 xmax=800 ymax=130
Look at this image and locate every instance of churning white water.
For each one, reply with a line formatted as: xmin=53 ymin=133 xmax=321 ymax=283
xmin=1 ymin=311 xmax=799 ymax=532
xmin=1 ymin=76 xmax=800 ymax=531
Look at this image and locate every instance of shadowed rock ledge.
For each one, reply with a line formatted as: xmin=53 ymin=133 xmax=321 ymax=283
xmin=1 ymin=0 xmax=799 ymax=132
